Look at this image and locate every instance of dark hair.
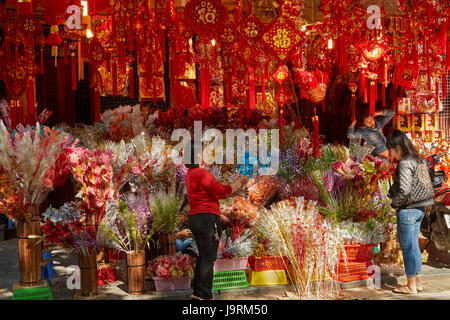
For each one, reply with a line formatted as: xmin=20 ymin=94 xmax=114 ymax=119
xmin=357 ymin=110 xmax=372 ymax=127
xmin=183 ymin=140 xmax=202 ymax=169
xmin=386 ymin=130 xmax=422 ymax=161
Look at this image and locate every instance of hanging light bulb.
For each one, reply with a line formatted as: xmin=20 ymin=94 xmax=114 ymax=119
xmin=211 ymin=39 xmax=216 ymax=46
xmin=328 ymin=39 xmax=333 ymax=49
xmin=81 ymin=1 xmax=88 ymax=16
xmin=86 ymin=29 xmax=93 ymax=38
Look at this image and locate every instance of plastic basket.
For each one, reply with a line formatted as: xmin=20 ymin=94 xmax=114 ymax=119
xmin=332 ymin=261 xmax=373 ymax=282
xmin=153 ymin=277 xmax=191 ymax=291
xmin=11 ymin=283 xmax=54 ymax=300
xmin=212 ymin=270 xmax=249 ymax=291
xmin=340 ymin=244 xmax=376 ymax=262
xmin=248 ymin=256 xmax=288 ymax=271
xmin=214 ymin=257 xmax=248 ymax=272
xmin=248 ymin=270 xmax=288 ymax=286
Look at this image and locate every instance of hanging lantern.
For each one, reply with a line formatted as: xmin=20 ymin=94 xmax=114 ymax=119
xmin=47 ymin=25 xmax=62 ymax=67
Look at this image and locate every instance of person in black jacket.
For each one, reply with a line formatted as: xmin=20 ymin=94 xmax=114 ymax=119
xmin=387 ymin=130 xmax=434 ymax=294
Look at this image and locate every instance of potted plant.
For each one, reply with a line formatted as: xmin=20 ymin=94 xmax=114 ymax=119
xmin=97 ymin=193 xmax=157 ymax=295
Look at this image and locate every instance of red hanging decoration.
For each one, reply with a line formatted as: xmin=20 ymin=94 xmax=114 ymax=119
xmin=262 ymin=67 xmax=266 ymax=101
xmin=369 ymin=80 xmax=376 ymax=116
xmin=442 ymin=72 xmax=447 ymax=98
xmin=442 ymin=17 xmax=447 ymax=55
xmin=71 ymin=53 xmax=77 ymax=91
xmin=63 ymin=40 xmax=68 ymax=65
xmin=17 ymin=0 xmax=33 ymax=16
xmin=248 ymin=67 xmax=255 ymax=118
xmin=435 ymin=78 xmax=439 ymax=107
xmin=112 ymin=62 xmax=118 ymax=96
xmin=40 ymin=48 xmax=44 ymax=74
xmin=129 ymin=66 xmax=134 ymax=99
xmin=312 ymin=114 xmax=319 ymax=157
xmin=26 ymin=78 xmax=34 ymax=125
xmin=364 ymin=77 xmax=368 ymax=104
xmin=381 ymin=83 xmax=386 ymax=107
xmin=350 ymin=93 xmax=356 ymax=122
xmin=359 ymin=72 xmax=365 ymax=98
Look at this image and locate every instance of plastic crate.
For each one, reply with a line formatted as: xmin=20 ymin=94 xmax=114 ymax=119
xmin=153 ymin=277 xmax=191 ymax=291
xmin=248 ymin=270 xmax=288 ymax=286
xmin=214 ymin=257 xmax=248 ymax=272
xmin=340 ymin=244 xmax=376 ymax=262
xmin=332 ymin=261 xmax=373 ymax=282
xmin=212 ymin=270 xmax=249 ymax=291
xmin=11 ymin=283 xmax=54 ymax=300
xmin=248 ymin=256 xmax=288 ymax=271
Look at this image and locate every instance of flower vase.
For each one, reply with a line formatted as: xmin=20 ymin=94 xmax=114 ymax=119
xmin=160 ymin=232 xmax=176 ymax=255
xmin=78 ymin=253 xmax=98 ymax=296
xmin=17 ymin=206 xmax=42 ymax=287
xmin=127 ymin=250 xmax=145 ymax=295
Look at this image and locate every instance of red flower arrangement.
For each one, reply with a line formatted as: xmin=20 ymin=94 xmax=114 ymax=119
xmin=150 ymin=254 xmax=196 ymax=279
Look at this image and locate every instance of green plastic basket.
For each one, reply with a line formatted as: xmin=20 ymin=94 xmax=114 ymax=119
xmin=12 ymin=283 xmax=54 ymax=300
xmin=212 ymin=270 xmax=249 ymax=291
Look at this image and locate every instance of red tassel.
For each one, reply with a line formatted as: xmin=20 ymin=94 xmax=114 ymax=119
xmin=350 ymin=93 xmax=356 ymax=122
xmin=94 ymin=89 xmax=101 ymax=123
xmin=262 ymin=68 xmax=266 ymax=101
xmin=364 ymin=78 xmax=368 ymax=104
xmin=280 ymin=106 xmax=284 ymax=145
xmin=205 ymin=66 xmax=210 ymax=109
xmin=381 ymin=83 xmax=386 ymax=107
xmin=312 ymin=115 xmax=319 ymax=157
xmin=40 ymin=48 xmax=44 ymax=74
xmin=248 ymin=67 xmax=255 ymax=118
xmin=322 ymin=100 xmax=325 ymax=113
xmin=64 ymin=40 xmax=68 ymax=65
xmin=26 ymin=78 xmax=34 ymax=125
xmin=161 ymin=31 xmax=166 ymax=63
xmin=425 ymin=38 xmax=432 ymax=91
xmin=369 ymin=80 xmax=376 ymax=116
xmin=442 ymin=18 xmax=447 ymax=55
xmin=119 ymin=41 xmax=126 ymax=73
xmin=153 ymin=78 xmax=157 ymax=108
xmin=239 ymin=101 xmax=244 ymax=129
xmin=359 ymin=72 xmax=365 ymax=98
xmin=112 ymin=62 xmax=118 ymax=95
xmin=442 ymin=72 xmax=447 ymax=98
xmin=71 ymin=54 xmax=77 ymax=91
xmin=435 ymin=78 xmax=439 ymax=107
xmin=129 ymin=66 xmax=134 ymax=99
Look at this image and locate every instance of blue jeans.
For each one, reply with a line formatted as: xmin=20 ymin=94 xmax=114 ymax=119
xmin=176 ymin=238 xmax=194 ymax=254
xmin=397 ymin=208 xmax=424 ymax=278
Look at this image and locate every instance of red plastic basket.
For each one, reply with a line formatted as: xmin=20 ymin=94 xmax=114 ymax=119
xmin=332 ymin=261 xmax=373 ymax=282
xmin=340 ymin=244 xmax=375 ymax=262
xmin=248 ymin=256 xmax=289 ymax=271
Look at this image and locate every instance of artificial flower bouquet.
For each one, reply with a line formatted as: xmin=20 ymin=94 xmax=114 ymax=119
xmin=149 ymin=254 xmax=196 ymax=279
xmin=101 ymin=105 xmax=145 ymax=142
xmin=41 ymin=201 xmax=100 ymax=256
xmin=217 ymin=228 xmax=255 ymax=260
xmin=97 ymin=196 xmax=156 ymax=253
xmin=0 ymin=121 xmax=72 ymax=222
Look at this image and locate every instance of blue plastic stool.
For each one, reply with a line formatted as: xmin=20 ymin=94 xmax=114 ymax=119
xmin=18 ymin=252 xmax=55 ymax=286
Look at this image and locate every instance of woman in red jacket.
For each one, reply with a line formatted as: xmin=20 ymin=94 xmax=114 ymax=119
xmin=184 ymin=140 xmax=249 ymax=300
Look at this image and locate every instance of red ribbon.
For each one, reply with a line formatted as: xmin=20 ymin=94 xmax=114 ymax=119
xmin=364 ymin=78 xmax=368 ymax=104
xmin=312 ymin=114 xmax=319 ymax=157
xmin=381 ymin=83 xmax=386 ymax=107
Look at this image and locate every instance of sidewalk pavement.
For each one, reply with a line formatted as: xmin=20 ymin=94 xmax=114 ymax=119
xmin=1 ymin=238 xmax=449 ymax=300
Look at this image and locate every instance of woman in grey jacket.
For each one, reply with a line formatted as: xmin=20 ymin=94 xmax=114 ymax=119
xmin=386 ymin=130 xmax=434 ymax=294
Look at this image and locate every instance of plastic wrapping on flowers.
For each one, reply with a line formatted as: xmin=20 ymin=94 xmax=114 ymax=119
xmin=217 ymin=229 xmax=255 ymax=259
xmin=149 ymin=254 xmax=196 ymax=279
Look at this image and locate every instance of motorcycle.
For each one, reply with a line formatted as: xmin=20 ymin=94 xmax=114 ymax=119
xmin=420 ymin=146 xmax=450 ymax=253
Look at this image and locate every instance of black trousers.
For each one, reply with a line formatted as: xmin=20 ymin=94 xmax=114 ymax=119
xmin=188 ymin=213 xmax=222 ymax=299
